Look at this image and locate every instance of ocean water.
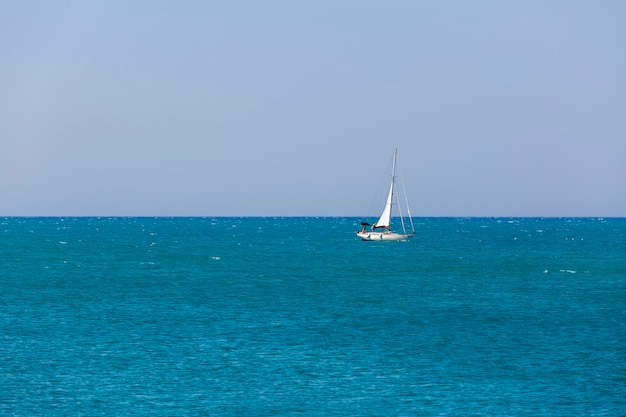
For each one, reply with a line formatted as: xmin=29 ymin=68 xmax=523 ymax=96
xmin=1 ymin=217 xmax=625 ymax=416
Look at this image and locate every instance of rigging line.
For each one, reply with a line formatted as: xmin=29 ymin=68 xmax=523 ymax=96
xmin=396 ymin=156 xmax=415 ymax=234
xmin=395 ymin=190 xmax=407 ymax=234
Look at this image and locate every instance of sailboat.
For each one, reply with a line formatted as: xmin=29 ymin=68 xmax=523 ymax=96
xmin=357 ymin=149 xmax=415 ymax=241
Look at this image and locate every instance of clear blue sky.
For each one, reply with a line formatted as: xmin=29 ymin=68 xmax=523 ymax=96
xmin=2 ymin=1 xmax=625 ymax=216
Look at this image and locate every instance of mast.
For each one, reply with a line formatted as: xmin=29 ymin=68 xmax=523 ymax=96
xmin=390 ymin=147 xmax=397 ymax=217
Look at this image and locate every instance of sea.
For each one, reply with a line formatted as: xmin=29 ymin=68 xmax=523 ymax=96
xmin=1 ymin=217 xmax=624 ymax=416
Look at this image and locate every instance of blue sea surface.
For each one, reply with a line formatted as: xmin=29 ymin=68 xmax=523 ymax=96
xmin=1 ymin=217 xmax=625 ymax=416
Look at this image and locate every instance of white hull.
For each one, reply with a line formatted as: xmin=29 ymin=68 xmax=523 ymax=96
xmin=357 ymin=231 xmax=413 ymax=241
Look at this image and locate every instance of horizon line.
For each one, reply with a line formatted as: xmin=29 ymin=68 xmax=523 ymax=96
xmin=1 ymin=215 xmax=623 ymax=219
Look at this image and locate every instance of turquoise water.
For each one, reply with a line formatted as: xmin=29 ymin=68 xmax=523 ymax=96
xmin=1 ymin=217 xmax=625 ymax=416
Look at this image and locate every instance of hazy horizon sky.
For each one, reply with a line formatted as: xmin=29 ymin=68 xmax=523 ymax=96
xmin=2 ymin=1 xmax=625 ymax=217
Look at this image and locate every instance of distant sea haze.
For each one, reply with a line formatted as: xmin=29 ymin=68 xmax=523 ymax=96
xmin=2 ymin=217 xmax=624 ymax=415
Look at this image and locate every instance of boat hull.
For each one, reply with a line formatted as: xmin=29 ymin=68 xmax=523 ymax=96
xmin=356 ymin=231 xmax=413 ymax=241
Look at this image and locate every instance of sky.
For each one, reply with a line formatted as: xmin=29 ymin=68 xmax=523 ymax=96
xmin=2 ymin=1 xmax=625 ymax=217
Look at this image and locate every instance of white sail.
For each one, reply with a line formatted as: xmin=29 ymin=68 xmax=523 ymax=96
xmin=374 ymin=149 xmax=396 ymax=229
xmin=375 ymin=179 xmax=394 ymax=229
